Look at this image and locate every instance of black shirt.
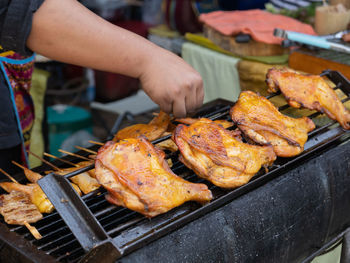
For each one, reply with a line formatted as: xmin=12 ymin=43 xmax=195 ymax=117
xmin=0 ymin=71 xmax=21 ymax=148
xmin=0 ymin=0 xmax=45 ymax=56
xmin=0 ymin=0 xmax=45 ymax=149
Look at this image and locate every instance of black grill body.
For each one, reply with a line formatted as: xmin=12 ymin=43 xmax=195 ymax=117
xmin=118 ymin=140 xmax=350 ymax=263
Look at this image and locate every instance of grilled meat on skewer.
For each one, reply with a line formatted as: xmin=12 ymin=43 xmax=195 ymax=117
xmin=50 ymin=160 xmax=99 ymax=194
xmin=0 ymin=182 xmax=54 ymax=214
xmin=266 ymin=67 xmax=350 ymax=129
xmin=0 ymin=191 xmax=42 ymax=224
xmin=12 ymin=161 xmax=83 ymax=196
xmin=95 ymin=138 xmax=213 ymax=217
xmin=230 ymin=91 xmax=315 ymax=157
xmin=174 ymin=118 xmax=276 ymax=188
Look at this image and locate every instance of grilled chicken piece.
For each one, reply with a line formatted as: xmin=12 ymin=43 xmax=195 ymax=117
xmin=230 ymin=91 xmax=315 ymax=157
xmin=0 ymin=182 xmax=54 ymax=214
xmin=174 ymin=118 xmax=276 ymax=188
xmin=266 ymin=67 xmax=350 ymax=130
xmin=95 ymin=138 xmax=213 ymax=217
xmin=176 ymin=118 xmax=234 ymax=129
xmin=157 ymin=118 xmax=237 ymax=152
xmin=0 ymin=191 xmax=43 ymax=225
xmin=155 ymin=131 xmax=179 ymax=152
xmin=113 ymin=111 xmax=171 ymax=141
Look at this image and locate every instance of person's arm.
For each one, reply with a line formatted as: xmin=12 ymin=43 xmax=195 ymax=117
xmin=26 ymin=0 xmax=203 ymax=117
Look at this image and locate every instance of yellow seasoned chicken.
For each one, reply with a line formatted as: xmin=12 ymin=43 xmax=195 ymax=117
xmin=113 ymin=111 xmax=171 ymax=141
xmin=0 ymin=182 xmax=54 ymax=214
xmin=54 ymin=163 xmax=100 ymax=195
xmin=230 ymin=91 xmax=315 ymax=157
xmin=95 ymin=138 xmax=213 ymax=217
xmin=266 ymin=67 xmax=350 ymax=129
xmin=173 ymin=118 xmax=276 ymax=188
xmin=14 ymin=162 xmax=83 ymax=196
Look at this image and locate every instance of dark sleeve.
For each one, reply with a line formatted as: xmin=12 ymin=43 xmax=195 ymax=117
xmin=0 ymin=0 xmax=45 ymax=56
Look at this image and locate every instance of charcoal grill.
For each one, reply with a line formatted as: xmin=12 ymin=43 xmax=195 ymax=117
xmin=0 ymin=70 xmax=350 ymax=263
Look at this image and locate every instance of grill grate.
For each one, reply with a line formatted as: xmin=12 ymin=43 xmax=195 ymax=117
xmin=1 ymin=70 xmax=350 ymax=262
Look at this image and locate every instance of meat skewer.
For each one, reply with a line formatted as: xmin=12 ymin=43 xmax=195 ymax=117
xmin=0 ymin=191 xmax=43 ymax=239
xmin=43 ymin=151 xmax=99 ymax=194
xmin=0 ymin=168 xmax=43 ymax=239
xmin=26 ymin=153 xmax=96 ymax=195
xmin=0 ymin=167 xmax=54 ymax=214
xmin=53 ymin=165 xmax=100 ymax=194
xmin=12 ymin=160 xmax=82 ymax=196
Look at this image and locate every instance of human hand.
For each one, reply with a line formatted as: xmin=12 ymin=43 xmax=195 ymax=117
xmin=139 ymin=48 xmax=204 ymax=118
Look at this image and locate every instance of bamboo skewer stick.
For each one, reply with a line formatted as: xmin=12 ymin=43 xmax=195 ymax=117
xmin=27 ymin=151 xmax=62 ymax=171
xmin=0 ymin=168 xmax=42 ymax=239
xmin=58 ymin=149 xmax=92 ymax=161
xmin=88 ymin=140 xmax=104 ymax=146
xmin=0 ymin=168 xmax=18 ymax=183
xmin=74 ymin=146 xmax=97 ymax=155
xmin=43 ymin=152 xmax=79 ymax=167
xmin=24 ymin=221 xmax=42 ymax=239
xmin=11 ymin=160 xmax=28 ymax=172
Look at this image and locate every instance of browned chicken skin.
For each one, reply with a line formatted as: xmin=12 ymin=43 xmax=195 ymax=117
xmin=176 ymin=118 xmax=234 ymax=129
xmin=266 ymin=68 xmax=350 ymax=130
xmin=113 ymin=111 xmax=171 ymax=141
xmin=174 ymin=118 xmax=276 ymax=188
xmin=113 ymin=111 xmax=178 ymax=152
xmin=95 ymin=138 xmax=212 ymax=217
xmin=230 ymin=91 xmax=315 ymax=157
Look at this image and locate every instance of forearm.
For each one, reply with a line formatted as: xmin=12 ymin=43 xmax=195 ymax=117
xmin=26 ymin=0 xmax=204 ymax=117
xmin=27 ymin=0 xmax=156 ymax=78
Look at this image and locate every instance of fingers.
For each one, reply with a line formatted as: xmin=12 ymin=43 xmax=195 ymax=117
xmin=185 ymin=84 xmax=198 ymax=115
xmin=158 ymin=99 xmax=172 ymax=115
xmin=167 ymin=73 xmax=203 ymax=117
xmin=172 ymin=97 xmax=186 ymax=118
xmin=195 ymin=76 xmax=204 ymax=110
xmin=185 ymin=73 xmax=204 ymax=115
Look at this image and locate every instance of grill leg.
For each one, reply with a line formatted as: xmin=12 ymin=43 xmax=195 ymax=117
xmin=340 ymin=229 xmax=350 ymax=263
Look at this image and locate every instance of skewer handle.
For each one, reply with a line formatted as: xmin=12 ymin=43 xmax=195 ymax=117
xmin=27 ymin=151 xmax=62 ymax=171
xmin=24 ymin=221 xmax=42 ymax=239
xmin=0 ymin=168 xmax=18 ymax=183
xmin=75 ymin=146 xmax=97 ymax=155
xmin=44 ymin=152 xmax=79 ymax=167
xmin=88 ymin=140 xmax=104 ymax=146
xmin=58 ymin=149 xmax=92 ymax=161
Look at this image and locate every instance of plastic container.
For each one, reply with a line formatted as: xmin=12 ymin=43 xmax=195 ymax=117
xmin=47 ymin=105 xmax=93 ymax=157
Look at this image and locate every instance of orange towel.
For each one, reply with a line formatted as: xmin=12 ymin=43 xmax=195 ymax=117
xmin=199 ymin=10 xmax=316 ymax=45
